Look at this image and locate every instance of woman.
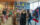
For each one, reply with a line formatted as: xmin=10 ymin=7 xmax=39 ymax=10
xmin=27 ymin=10 xmax=32 ymax=25
xmin=8 ymin=11 xmax=12 ymax=17
xmin=2 ymin=9 xmax=7 ymax=23
xmin=20 ymin=10 xmax=26 ymax=25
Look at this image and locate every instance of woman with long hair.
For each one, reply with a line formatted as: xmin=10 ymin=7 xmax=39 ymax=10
xmin=20 ymin=10 xmax=26 ymax=25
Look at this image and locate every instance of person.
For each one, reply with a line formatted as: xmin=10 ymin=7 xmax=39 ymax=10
xmin=27 ymin=10 xmax=32 ymax=25
xmin=36 ymin=8 xmax=39 ymax=18
xmin=2 ymin=9 xmax=7 ymax=23
xmin=34 ymin=8 xmax=39 ymax=25
xmin=8 ymin=11 xmax=12 ymax=17
xmin=12 ymin=11 xmax=16 ymax=25
xmin=20 ymin=10 xmax=26 ymax=25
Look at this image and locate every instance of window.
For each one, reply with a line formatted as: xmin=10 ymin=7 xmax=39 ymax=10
xmin=34 ymin=2 xmax=38 ymax=10
xmin=30 ymin=3 xmax=33 ymax=10
xmin=30 ymin=2 xmax=38 ymax=10
xmin=30 ymin=2 xmax=38 ymax=13
xmin=39 ymin=2 xmax=40 ymax=6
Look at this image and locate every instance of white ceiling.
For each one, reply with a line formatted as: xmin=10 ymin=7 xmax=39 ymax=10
xmin=15 ymin=0 xmax=28 ymax=2
xmin=15 ymin=0 xmax=40 ymax=3
xmin=28 ymin=0 xmax=40 ymax=3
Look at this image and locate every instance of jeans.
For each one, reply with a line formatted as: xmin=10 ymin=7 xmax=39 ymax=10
xmin=28 ymin=18 xmax=32 ymax=25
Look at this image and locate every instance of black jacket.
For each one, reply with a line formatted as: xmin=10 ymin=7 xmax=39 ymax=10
xmin=2 ymin=10 xmax=6 ymax=15
xmin=21 ymin=13 xmax=26 ymax=19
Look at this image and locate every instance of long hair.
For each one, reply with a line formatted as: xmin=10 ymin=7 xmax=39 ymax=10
xmin=27 ymin=10 xmax=30 ymax=14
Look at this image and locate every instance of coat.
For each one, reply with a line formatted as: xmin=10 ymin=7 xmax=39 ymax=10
xmin=20 ymin=13 xmax=26 ymax=25
xmin=2 ymin=10 xmax=6 ymax=15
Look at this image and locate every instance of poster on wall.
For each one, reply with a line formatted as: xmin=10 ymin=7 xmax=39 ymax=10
xmin=17 ymin=2 xmax=20 ymax=6
xmin=22 ymin=3 xmax=24 ymax=6
xmin=15 ymin=2 xmax=30 ymax=10
xmin=20 ymin=2 xmax=24 ymax=6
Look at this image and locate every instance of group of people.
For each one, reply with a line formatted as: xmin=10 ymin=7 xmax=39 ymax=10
xmin=20 ymin=10 xmax=32 ymax=25
xmin=20 ymin=7 xmax=39 ymax=25
xmin=0 ymin=8 xmax=39 ymax=25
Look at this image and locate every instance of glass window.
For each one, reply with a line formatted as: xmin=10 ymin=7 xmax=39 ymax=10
xmin=30 ymin=2 xmax=38 ymax=10
xmin=34 ymin=2 xmax=38 ymax=10
xmin=30 ymin=3 xmax=34 ymax=10
xmin=30 ymin=2 xmax=38 ymax=13
xmin=39 ymin=2 xmax=40 ymax=6
xmin=30 ymin=3 xmax=33 ymax=13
